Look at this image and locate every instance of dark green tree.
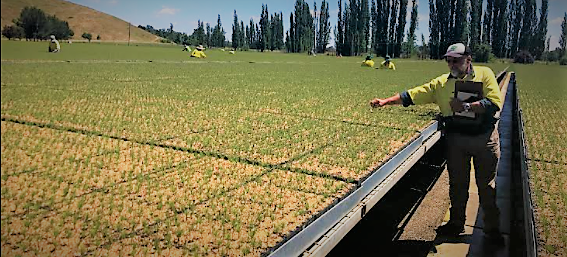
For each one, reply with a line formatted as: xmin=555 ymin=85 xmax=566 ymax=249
xmin=518 ymin=0 xmax=536 ymax=52
xmin=240 ymin=20 xmax=246 ymax=49
xmin=206 ymin=23 xmax=212 ymax=47
xmin=336 ymin=0 xmax=344 ymax=55
xmin=388 ymin=0 xmax=399 ymax=56
xmin=277 ymin=12 xmax=285 ymax=50
xmin=212 ymin=14 xmax=225 ymax=47
xmin=259 ymin=4 xmax=270 ymax=51
xmin=14 ymin=6 xmax=47 ymax=40
xmin=81 ymin=32 xmax=92 ymax=42
xmin=483 ymin=0 xmax=494 ymax=44
xmin=470 ymin=0 xmax=482 ymax=48
xmin=507 ymin=0 xmax=522 ymax=57
xmin=437 ymin=0 xmax=449 ymax=55
xmin=491 ymin=0 xmax=508 ymax=58
xmin=394 ymin=0 xmax=408 ymax=57
xmin=2 ymin=25 xmax=24 ymax=40
xmin=290 ymin=13 xmax=296 ymax=52
xmin=428 ymin=0 xmax=440 ymax=58
xmin=192 ymin=20 xmax=206 ymax=45
xmin=454 ymin=0 xmax=468 ymax=43
xmin=12 ymin=6 xmax=73 ymax=41
xmin=533 ymin=0 xmax=548 ymax=59
xmin=420 ymin=33 xmax=427 ymax=59
xmin=313 ymin=2 xmax=318 ymax=51
xmin=373 ymin=0 xmax=390 ymax=56
xmin=316 ymin=0 xmax=331 ymax=53
xmin=560 ymin=12 xmax=567 ymax=57
xmin=45 ymin=15 xmax=73 ymax=40
xmin=361 ymin=0 xmax=370 ymax=53
xmin=270 ymin=13 xmax=277 ymax=50
xmin=405 ymin=0 xmax=418 ymax=57
xmin=249 ymin=19 xmax=256 ymax=49
xmin=288 ymin=0 xmax=314 ymax=53
xmin=232 ymin=10 xmax=240 ymax=49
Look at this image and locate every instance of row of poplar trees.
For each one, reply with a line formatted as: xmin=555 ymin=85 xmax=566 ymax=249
xmin=286 ymin=0 xmax=332 ymax=53
xmin=335 ymin=0 xmax=419 ymax=58
xmin=143 ymin=0 xmax=564 ymax=60
xmin=139 ymin=16 xmax=227 ymax=47
xmin=429 ymin=0 xmax=551 ymax=60
xmin=231 ymin=5 xmax=285 ymax=51
xmin=336 ymin=0 xmax=552 ymax=59
xmin=231 ymin=0 xmax=332 ymax=54
xmin=282 ymin=0 xmax=417 ymax=57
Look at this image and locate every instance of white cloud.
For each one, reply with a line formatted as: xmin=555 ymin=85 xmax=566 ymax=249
xmin=107 ymin=0 xmax=118 ymax=5
xmin=550 ymin=16 xmax=563 ymax=26
xmin=157 ymin=7 xmax=180 ymax=16
xmin=548 ymin=35 xmax=560 ymax=50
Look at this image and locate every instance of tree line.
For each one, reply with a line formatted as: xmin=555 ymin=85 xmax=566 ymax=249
xmin=428 ymin=0 xmax=567 ymax=61
xmin=138 ymin=17 xmax=228 ymax=47
xmin=2 ymin=6 xmax=74 ymax=41
xmin=231 ymin=6 xmax=285 ymax=51
xmin=8 ymin=1 xmax=560 ymax=62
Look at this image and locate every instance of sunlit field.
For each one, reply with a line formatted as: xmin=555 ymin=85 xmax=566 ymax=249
xmin=2 ymin=40 xmax=517 ymax=256
xmin=512 ymin=64 xmax=567 ymax=256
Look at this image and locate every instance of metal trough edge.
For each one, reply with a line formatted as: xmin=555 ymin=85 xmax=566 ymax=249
xmin=268 ymin=121 xmax=441 ymax=257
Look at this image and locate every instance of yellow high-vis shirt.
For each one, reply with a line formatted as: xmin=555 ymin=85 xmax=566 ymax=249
xmin=49 ymin=40 xmax=60 ymax=52
xmin=379 ymin=61 xmax=396 ymax=70
xmin=191 ymin=50 xmax=207 ymax=58
xmin=361 ymin=60 xmax=375 ymax=67
xmin=400 ymin=65 xmax=502 ymax=134
xmin=404 ymin=65 xmax=502 ymax=117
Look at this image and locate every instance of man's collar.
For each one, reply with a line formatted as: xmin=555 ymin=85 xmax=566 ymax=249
xmin=448 ymin=63 xmax=475 ymax=79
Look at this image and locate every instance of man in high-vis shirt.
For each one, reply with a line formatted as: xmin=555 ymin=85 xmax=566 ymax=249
xmin=361 ymin=55 xmax=375 ymax=68
xmin=369 ymin=43 xmax=504 ymax=244
xmin=49 ymin=35 xmax=60 ymax=53
xmin=191 ymin=45 xmax=207 ymax=58
xmin=378 ymin=55 xmax=395 ymax=70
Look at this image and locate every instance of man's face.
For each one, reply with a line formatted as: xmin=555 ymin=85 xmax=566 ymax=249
xmin=446 ymin=56 xmax=470 ymax=77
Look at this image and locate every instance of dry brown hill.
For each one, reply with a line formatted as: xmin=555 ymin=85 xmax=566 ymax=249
xmin=1 ymin=0 xmax=161 ymax=42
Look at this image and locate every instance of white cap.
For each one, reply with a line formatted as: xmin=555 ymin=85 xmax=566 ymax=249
xmin=443 ymin=43 xmax=471 ymax=58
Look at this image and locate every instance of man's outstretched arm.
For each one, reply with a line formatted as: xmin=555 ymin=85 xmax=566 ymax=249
xmin=370 ymin=93 xmax=402 ymax=107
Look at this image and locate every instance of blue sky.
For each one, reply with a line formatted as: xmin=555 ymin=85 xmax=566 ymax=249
xmin=69 ymin=0 xmax=566 ymax=49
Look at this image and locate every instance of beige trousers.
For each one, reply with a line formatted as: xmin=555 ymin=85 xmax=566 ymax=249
xmin=445 ymin=128 xmax=501 ymax=232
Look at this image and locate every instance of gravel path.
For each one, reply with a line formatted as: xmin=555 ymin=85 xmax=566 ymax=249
xmin=397 ymin=168 xmax=450 ymax=241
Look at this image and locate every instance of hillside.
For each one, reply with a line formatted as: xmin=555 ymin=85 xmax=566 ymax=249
xmin=1 ymin=0 xmax=160 ymax=43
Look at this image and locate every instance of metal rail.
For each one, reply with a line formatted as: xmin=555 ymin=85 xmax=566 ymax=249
xmin=268 ymin=121 xmax=441 ymax=257
xmin=511 ymin=72 xmax=537 ymax=257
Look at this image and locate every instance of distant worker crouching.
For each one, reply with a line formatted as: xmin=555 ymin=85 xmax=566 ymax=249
xmin=182 ymin=44 xmax=191 ymax=52
xmin=49 ymin=35 xmax=60 ymax=53
xmin=361 ymin=55 xmax=375 ymax=68
xmin=191 ymin=45 xmax=207 ymax=58
xmin=379 ymin=55 xmax=396 ymax=70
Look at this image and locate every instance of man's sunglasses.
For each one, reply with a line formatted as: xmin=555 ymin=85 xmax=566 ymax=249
xmin=446 ymin=58 xmax=465 ymax=64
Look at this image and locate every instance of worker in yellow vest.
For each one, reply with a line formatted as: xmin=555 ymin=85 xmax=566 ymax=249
xmin=379 ymin=55 xmax=396 ymax=70
xmin=361 ymin=55 xmax=375 ymax=68
xmin=191 ymin=45 xmax=207 ymax=58
xmin=48 ymin=35 xmax=60 ymax=53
